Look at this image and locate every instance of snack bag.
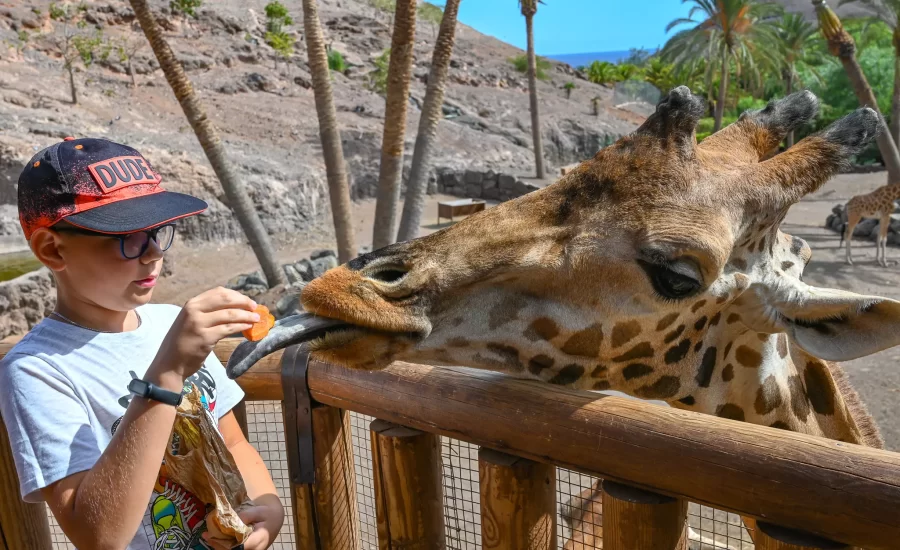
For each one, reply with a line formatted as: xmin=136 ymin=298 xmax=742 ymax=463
xmin=163 ymin=383 xmax=254 ymax=545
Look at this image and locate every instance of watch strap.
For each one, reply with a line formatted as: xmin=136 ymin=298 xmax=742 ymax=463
xmin=129 ymin=378 xmax=183 ymax=407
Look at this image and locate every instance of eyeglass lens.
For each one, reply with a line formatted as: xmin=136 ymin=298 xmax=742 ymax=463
xmin=121 ymin=225 xmax=175 ymax=258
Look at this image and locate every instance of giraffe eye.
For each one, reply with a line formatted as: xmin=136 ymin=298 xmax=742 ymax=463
xmin=637 ymin=260 xmax=702 ymax=301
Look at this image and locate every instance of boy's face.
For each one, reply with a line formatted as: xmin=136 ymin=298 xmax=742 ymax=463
xmin=37 ymin=225 xmax=165 ymax=311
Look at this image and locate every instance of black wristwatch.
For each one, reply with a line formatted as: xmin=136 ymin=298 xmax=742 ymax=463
xmin=128 ymin=378 xmax=183 ymax=407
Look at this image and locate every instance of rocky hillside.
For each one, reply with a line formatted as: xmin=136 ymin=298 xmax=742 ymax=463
xmin=0 ymin=0 xmax=642 ymax=250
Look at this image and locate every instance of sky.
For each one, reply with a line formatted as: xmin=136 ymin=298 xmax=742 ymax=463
xmin=431 ymin=0 xmax=695 ymax=56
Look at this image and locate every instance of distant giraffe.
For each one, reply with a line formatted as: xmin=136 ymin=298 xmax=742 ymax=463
xmin=840 ymin=183 xmax=900 ymax=266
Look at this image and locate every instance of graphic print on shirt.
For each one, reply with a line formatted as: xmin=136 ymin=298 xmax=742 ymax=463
xmin=111 ymin=368 xmax=218 ymax=436
xmin=148 ymin=466 xmax=214 ymax=550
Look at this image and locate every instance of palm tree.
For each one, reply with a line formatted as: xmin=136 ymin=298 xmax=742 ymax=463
xmin=776 ymin=13 xmax=825 ymax=146
xmin=396 ymin=0 xmax=462 ymax=243
xmin=838 ymin=0 xmax=900 ymax=146
xmin=663 ymin=0 xmax=783 ymax=132
xmin=813 ymin=0 xmax=900 ymax=182
xmin=520 ymin=0 xmax=546 ymax=179
xmin=301 ymin=0 xmax=357 ymax=263
xmin=372 ymin=0 xmax=418 ymax=250
xmin=127 ymin=0 xmax=287 ymax=287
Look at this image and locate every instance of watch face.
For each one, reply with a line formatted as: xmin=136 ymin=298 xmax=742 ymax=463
xmin=129 ymin=378 xmax=150 ymax=395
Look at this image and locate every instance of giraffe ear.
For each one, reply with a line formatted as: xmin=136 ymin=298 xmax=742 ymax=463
xmin=763 ymin=281 xmax=900 ymax=361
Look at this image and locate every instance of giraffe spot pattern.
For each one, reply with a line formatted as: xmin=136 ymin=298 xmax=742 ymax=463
xmin=788 ymin=375 xmax=810 ymax=422
xmin=693 ymin=340 xmax=703 ymax=353
xmin=612 ymin=342 xmax=654 ymax=362
xmin=593 ymin=380 xmax=611 ymax=391
xmin=664 ymin=339 xmax=691 ymax=364
xmin=715 ymin=295 xmax=728 ymax=305
xmin=723 ymin=342 xmax=733 ymax=359
xmin=716 ymin=403 xmax=745 ymax=422
xmin=635 ymin=376 xmax=681 ymax=399
xmin=525 ymin=317 xmax=560 ymax=342
xmin=611 ymin=320 xmax=642 ymax=348
xmin=591 ymin=364 xmax=608 ymax=378
xmin=548 ymin=364 xmax=585 ymax=386
xmin=769 ymin=421 xmax=790 ymax=430
xmin=805 ymin=361 xmax=836 ymax=415
xmin=678 ymin=395 xmax=695 ymax=406
xmin=695 ymin=347 xmax=717 ymax=388
xmin=726 ymin=313 xmax=741 ymax=324
xmin=656 ymin=313 xmax=680 ymax=331
xmin=754 ymin=375 xmax=784 ymax=415
xmin=691 ymin=300 xmax=707 ymax=313
xmin=664 ymin=325 xmax=685 ymax=344
xmin=528 ymin=354 xmax=554 ymax=377
xmin=722 ymin=363 xmax=734 ymax=382
xmin=776 ymin=334 xmax=788 ymax=359
xmin=735 ymin=345 xmax=762 ymax=368
xmin=447 ymin=337 xmax=470 ymax=347
xmin=486 ymin=343 xmax=523 ymax=372
xmin=781 ymin=261 xmax=794 ymax=271
xmin=623 ymin=363 xmax=654 ymax=380
xmin=709 ymin=312 xmax=721 ymax=326
xmin=488 ymin=295 xmax=528 ymax=330
xmin=731 ymin=258 xmax=748 ymax=271
xmin=560 ymin=323 xmax=604 ymax=357
xmin=694 ymin=316 xmax=708 ymax=331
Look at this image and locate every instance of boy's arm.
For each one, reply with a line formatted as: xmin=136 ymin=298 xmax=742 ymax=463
xmin=201 ymin=410 xmax=285 ymax=550
xmin=42 ymin=369 xmax=185 ymax=550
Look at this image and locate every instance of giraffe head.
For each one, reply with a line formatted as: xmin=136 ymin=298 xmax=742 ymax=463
xmin=229 ymin=88 xmax=900 ymax=436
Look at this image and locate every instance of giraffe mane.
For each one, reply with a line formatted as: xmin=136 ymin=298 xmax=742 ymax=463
xmin=824 ymin=361 xmax=884 ymax=449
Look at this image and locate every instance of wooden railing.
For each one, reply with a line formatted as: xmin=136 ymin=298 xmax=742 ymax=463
xmin=1 ymin=338 xmax=899 ymax=549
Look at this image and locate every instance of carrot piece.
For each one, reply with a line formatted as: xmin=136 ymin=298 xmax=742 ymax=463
xmin=242 ymin=305 xmax=275 ymax=341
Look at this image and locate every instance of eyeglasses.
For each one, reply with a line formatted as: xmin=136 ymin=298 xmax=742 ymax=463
xmin=54 ymin=224 xmax=176 ymax=259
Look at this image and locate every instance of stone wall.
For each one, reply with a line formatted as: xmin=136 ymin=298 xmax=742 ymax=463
xmin=0 ymin=267 xmax=56 ymax=340
xmin=435 ymin=168 xmax=542 ymax=202
xmin=825 ymin=203 xmax=900 ymax=245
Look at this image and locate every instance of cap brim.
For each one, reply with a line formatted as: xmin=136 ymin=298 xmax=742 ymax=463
xmin=63 ymin=191 xmax=208 ymax=234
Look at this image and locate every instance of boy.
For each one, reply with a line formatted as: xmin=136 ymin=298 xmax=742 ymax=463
xmin=0 ymin=137 xmax=284 ymax=550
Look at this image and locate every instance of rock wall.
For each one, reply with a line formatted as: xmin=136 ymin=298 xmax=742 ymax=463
xmin=825 ymin=203 xmax=900 ymax=245
xmin=0 ymin=267 xmax=56 ymax=340
xmin=435 ymin=168 xmax=542 ymax=202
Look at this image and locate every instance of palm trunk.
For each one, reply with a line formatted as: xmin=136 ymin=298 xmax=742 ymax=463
xmin=396 ymin=0 xmax=461 ymax=243
xmin=128 ymin=0 xmax=287 ymax=286
xmin=371 ymin=0 xmax=417 ymax=250
xmin=525 ymin=13 xmax=545 ymax=179
xmin=786 ymin=71 xmax=794 ymax=148
xmin=67 ymin=63 xmax=77 ymax=105
xmin=713 ymin=51 xmax=729 ymax=132
xmin=129 ymin=58 xmax=136 ymax=88
xmin=302 ymin=0 xmax=356 ymax=263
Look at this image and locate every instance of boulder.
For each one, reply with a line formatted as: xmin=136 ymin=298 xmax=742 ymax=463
xmin=0 ymin=267 xmax=56 ymax=340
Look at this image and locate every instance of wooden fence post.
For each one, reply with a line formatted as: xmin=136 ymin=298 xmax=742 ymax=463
xmin=0 ymin=413 xmax=52 ymax=550
xmin=288 ymin=405 xmax=360 ymax=549
xmin=755 ymin=521 xmax=850 ymax=550
xmin=478 ymin=448 xmax=556 ymax=550
xmin=370 ymin=419 xmax=445 ymax=549
xmin=601 ymin=480 xmax=687 ymax=550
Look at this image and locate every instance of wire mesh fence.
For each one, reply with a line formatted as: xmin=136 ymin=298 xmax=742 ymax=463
xmin=45 ymin=402 xmax=755 ymax=550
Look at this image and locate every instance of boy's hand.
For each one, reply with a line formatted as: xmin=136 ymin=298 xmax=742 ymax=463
xmin=201 ymin=503 xmax=283 ymax=550
xmin=150 ymin=287 xmax=259 ymax=382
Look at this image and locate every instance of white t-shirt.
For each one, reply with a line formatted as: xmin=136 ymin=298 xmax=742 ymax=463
xmin=0 ymin=303 xmax=245 ymax=550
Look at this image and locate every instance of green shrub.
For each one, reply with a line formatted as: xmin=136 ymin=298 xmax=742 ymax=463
xmin=509 ymin=54 xmax=551 ymax=81
xmin=328 ymin=49 xmax=346 ymax=72
xmin=369 ymin=48 xmax=390 ymax=94
xmin=169 ymin=0 xmax=202 ymax=18
xmin=369 ymin=0 xmax=396 ymax=13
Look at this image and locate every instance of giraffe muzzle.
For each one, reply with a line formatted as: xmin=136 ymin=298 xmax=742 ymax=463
xmin=224 ymin=312 xmax=349 ymax=379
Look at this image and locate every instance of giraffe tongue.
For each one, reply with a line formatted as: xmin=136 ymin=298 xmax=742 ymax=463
xmin=225 ymin=312 xmax=348 ymax=379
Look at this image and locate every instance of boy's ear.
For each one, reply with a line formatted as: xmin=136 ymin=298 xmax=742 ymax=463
xmin=752 ymin=278 xmax=900 ymax=361
xmin=29 ymin=228 xmax=66 ymax=272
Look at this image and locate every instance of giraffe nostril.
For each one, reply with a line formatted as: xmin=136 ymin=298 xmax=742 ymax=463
xmin=369 ymin=268 xmax=408 ymax=284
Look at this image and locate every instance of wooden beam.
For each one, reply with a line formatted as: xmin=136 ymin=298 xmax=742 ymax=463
xmin=0 ymin=413 xmax=52 ymax=550
xmin=478 ymin=448 xmax=556 ymax=550
xmin=370 ymin=420 xmax=445 ymax=549
xmin=601 ymin=480 xmax=687 ymax=550
xmin=288 ymin=405 xmax=360 ymax=549
xmin=302 ymin=359 xmax=900 ymax=550
xmin=755 ymin=521 xmax=850 ymax=550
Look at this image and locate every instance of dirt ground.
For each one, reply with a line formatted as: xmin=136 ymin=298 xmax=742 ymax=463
xmin=154 ymin=172 xmax=900 ymax=450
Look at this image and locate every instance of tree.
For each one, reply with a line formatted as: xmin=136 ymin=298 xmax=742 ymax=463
xmin=563 ymin=81 xmax=576 ymax=99
xmin=814 ymin=0 xmax=900 ymax=181
xmin=264 ymin=1 xmax=294 ymax=69
xmin=519 ymin=0 xmax=545 ymax=179
xmin=127 ymin=0 xmax=288 ymax=286
xmin=509 ymin=53 xmax=551 ymax=80
xmin=368 ymin=48 xmax=391 ymax=94
xmin=301 ymin=0 xmax=357 ymax=263
xmin=418 ymin=2 xmax=443 ymax=39
xmin=169 ymin=0 xmax=201 ymax=36
xmin=586 ymin=60 xmax=618 ymax=85
xmin=663 ymin=0 xmax=783 ymax=132
xmin=112 ymin=22 xmax=147 ymax=88
xmin=775 ymin=13 xmax=825 ymax=146
xmin=396 ymin=0 xmax=462 ymax=242
xmin=838 ymin=0 xmax=900 ymax=146
xmin=49 ymin=2 xmax=111 ymax=105
xmin=371 ymin=0 xmax=417 ymax=250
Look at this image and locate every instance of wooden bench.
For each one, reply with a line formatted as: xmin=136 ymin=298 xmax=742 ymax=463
xmin=437 ymin=198 xmax=485 ymax=224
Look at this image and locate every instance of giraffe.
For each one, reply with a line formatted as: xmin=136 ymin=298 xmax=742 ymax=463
xmin=227 ymin=87 xmax=900 ymax=541
xmin=840 ymin=182 xmax=900 ymax=266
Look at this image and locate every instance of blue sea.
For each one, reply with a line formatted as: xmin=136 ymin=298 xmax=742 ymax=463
xmin=546 ymin=50 xmax=643 ymax=67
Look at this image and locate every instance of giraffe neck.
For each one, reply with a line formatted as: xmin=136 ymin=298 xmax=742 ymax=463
xmin=667 ymin=330 xmax=883 ymax=448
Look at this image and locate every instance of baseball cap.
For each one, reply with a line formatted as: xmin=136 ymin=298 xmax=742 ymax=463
xmin=17 ymin=137 xmax=208 ymax=239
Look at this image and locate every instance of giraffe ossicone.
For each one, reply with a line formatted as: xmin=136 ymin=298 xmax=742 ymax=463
xmin=229 ymin=87 xmax=898 ymax=449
